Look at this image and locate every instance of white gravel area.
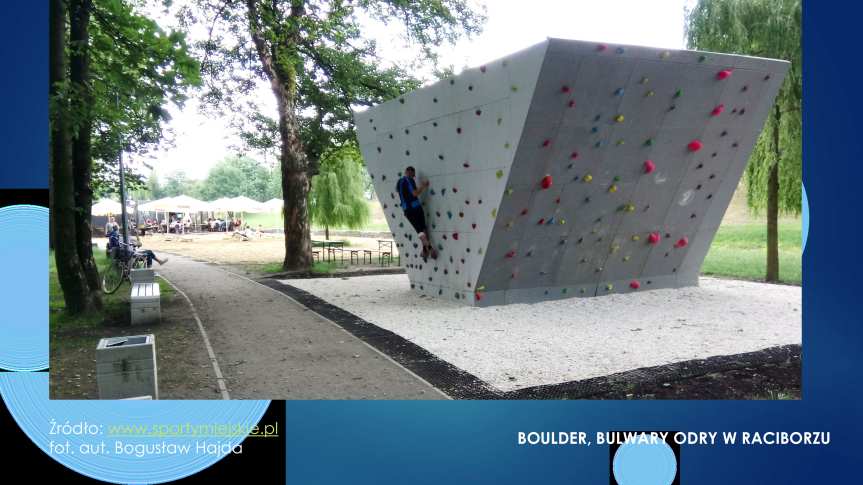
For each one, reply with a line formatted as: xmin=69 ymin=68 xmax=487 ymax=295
xmin=279 ymin=274 xmax=801 ymax=392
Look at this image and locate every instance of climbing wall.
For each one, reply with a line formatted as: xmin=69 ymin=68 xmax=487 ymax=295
xmin=355 ymin=38 xmax=789 ymax=307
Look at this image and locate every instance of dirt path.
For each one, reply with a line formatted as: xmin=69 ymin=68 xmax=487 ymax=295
xmin=154 ymin=253 xmax=444 ymax=400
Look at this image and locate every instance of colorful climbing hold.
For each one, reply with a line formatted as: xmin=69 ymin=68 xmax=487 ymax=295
xmin=568 ymin=100 xmax=576 ymax=108
xmin=687 ymin=139 xmax=703 ymax=152
xmin=540 ymin=175 xmax=553 ymax=189
xmin=645 ymin=90 xmax=655 ymax=97
xmin=674 ymin=236 xmax=689 ymax=248
xmin=711 ymin=104 xmax=725 ymax=116
xmin=648 ymin=232 xmax=661 ymax=245
xmin=452 ymin=233 xmax=459 ymax=241
xmin=615 ymin=114 xmax=625 ymax=123
xmin=717 ymin=69 xmax=733 ymax=80
xmin=542 ymin=139 xmax=551 ymax=147
xmin=520 ymin=208 xmax=528 ymax=216
xmin=496 ymin=169 xmax=504 ymax=179
xmin=491 ymin=208 xmax=497 ymax=218
xmin=505 ymin=250 xmax=516 ymax=258
xmin=570 ymin=151 xmax=579 ymax=159
xmin=614 ymin=88 xmax=625 ymax=96
xmin=561 ymin=85 xmax=571 ymax=93
xmin=660 ymin=51 xmax=671 ymax=59
xmin=597 ymin=43 xmax=608 ymax=51
xmin=537 ymin=218 xmax=545 ymax=225
xmin=674 ymin=88 xmax=683 ymax=98
xmin=640 ymin=76 xmax=649 ymax=84
xmin=583 ymin=174 xmax=593 ymax=183
xmin=643 ymin=159 xmax=656 ymax=174
xmin=632 ymin=235 xmax=640 ymax=241
xmin=480 ymin=65 xmax=486 ymax=73
xmin=608 ymin=184 xmax=618 ymax=193
xmin=630 ymin=280 xmax=641 ymax=290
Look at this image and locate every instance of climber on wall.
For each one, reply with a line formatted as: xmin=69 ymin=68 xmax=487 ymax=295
xmin=397 ymin=166 xmax=438 ymax=261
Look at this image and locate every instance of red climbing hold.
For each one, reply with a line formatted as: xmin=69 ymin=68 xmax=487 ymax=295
xmin=687 ymin=139 xmax=703 ymax=152
xmin=453 ymin=233 xmax=459 ymax=240
xmin=505 ymin=250 xmax=516 ymax=258
xmin=537 ymin=218 xmax=545 ymax=225
xmin=568 ymin=100 xmax=576 ymax=108
xmin=674 ymin=236 xmax=689 ymax=248
xmin=541 ymin=175 xmax=553 ymax=189
xmin=520 ymin=208 xmax=528 ymax=216
xmin=542 ymin=139 xmax=552 ymax=147
xmin=648 ymin=232 xmax=661 ymax=245
xmin=561 ymin=85 xmax=571 ymax=93
xmin=570 ymin=151 xmax=579 ymax=159
xmin=711 ymin=104 xmax=725 ymax=116
xmin=453 ymin=187 xmax=458 ymax=193
xmin=597 ymin=43 xmax=608 ymax=52
xmin=643 ymin=159 xmax=656 ymax=174
xmin=555 ymin=197 xmax=561 ymax=204
xmin=716 ymin=69 xmax=733 ymax=80
xmin=471 ymin=223 xmax=477 ymax=229
xmin=630 ymin=280 xmax=641 ymax=290
xmin=475 ymin=291 xmax=483 ymax=301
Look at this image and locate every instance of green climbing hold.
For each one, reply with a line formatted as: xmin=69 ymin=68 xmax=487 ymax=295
xmin=496 ymin=169 xmax=504 ymax=179
xmin=511 ymin=85 xmax=518 ymax=92
xmin=698 ymin=54 xmax=707 ymax=62
xmin=644 ymin=138 xmax=653 ymax=147
xmin=674 ymin=88 xmax=682 ymax=98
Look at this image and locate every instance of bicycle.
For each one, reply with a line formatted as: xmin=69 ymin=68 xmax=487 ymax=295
xmin=101 ymin=241 xmax=148 ymax=294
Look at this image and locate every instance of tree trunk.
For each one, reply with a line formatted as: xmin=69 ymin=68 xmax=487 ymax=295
xmin=246 ymin=0 xmax=311 ymax=272
xmin=766 ymin=104 xmax=781 ymax=282
xmin=70 ymin=0 xmax=101 ymax=297
xmin=50 ymin=0 xmax=92 ymax=314
xmin=325 ymin=225 xmax=329 ymax=240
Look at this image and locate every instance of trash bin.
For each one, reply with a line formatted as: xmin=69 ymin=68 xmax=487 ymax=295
xmin=96 ymin=334 xmax=158 ymax=400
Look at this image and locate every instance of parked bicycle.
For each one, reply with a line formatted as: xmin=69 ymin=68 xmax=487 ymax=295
xmin=101 ymin=241 xmax=148 ymax=294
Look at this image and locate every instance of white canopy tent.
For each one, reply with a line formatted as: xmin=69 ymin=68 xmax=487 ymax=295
xmin=91 ymin=198 xmax=134 ymax=216
xmin=263 ymin=198 xmax=283 ymax=212
xmin=229 ymin=196 xmax=266 ymax=213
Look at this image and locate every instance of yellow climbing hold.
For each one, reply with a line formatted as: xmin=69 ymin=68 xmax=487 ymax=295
xmin=609 ymin=184 xmax=618 ymax=193
xmin=606 ymin=284 xmax=614 ymax=291
xmin=623 ymin=255 xmax=631 ymax=262
xmin=491 ymin=208 xmax=497 ymax=218
xmin=496 ymin=169 xmax=504 ymax=179
xmin=615 ymin=114 xmax=625 ymax=123
xmin=640 ymin=76 xmax=649 ymax=84
xmin=477 ymin=285 xmax=485 ymax=292
xmin=631 ymin=235 xmax=640 ymax=241
xmin=559 ymin=218 xmax=566 ymax=225
xmin=610 ymin=243 xmax=620 ymax=253
xmin=660 ymin=51 xmax=670 ymax=59
xmin=616 ymin=139 xmax=625 ymax=146
xmin=646 ymin=90 xmax=655 ymax=97
xmin=624 ymin=203 xmax=635 ymax=212
xmin=506 ymin=187 xmax=514 ymax=196
xmin=506 ymin=221 xmax=513 ymax=229
xmin=583 ymin=174 xmax=593 ymax=183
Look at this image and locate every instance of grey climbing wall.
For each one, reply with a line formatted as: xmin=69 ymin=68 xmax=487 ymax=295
xmin=355 ymin=38 xmax=789 ymax=307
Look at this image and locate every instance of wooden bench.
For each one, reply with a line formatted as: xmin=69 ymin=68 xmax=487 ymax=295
xmin=130 ymin=269 xmax=160 ymax=325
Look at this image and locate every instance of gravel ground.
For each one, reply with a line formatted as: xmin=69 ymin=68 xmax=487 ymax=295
xmin=280 ymin=274 xmax=802 ymax=392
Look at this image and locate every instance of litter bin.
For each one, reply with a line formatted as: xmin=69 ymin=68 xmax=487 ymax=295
xmin=96 ymin=334 xmax=158 ymax=400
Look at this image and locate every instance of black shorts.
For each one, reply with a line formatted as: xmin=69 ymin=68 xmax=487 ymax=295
xmin=403 ymin=206 xmax=427 ymax=234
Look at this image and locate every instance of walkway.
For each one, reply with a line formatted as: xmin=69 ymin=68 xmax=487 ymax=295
xmin=155 ymin=253 xmax=445 ymax=400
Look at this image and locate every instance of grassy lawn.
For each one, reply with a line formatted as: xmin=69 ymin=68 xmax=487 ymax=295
xmin=259 ymin=260 xmax=347 ymax=275
xmin=701 ymin=220 xmax=802 ymax=285
xmin=50 ymin=249 xmax=174 ymax=329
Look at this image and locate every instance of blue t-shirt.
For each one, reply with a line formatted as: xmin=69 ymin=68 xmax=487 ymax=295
xmin=397 ymin=176 xmax=421 ymax=210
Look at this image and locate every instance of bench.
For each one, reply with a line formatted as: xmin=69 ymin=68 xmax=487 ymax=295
xmin=130 ymin=269 xmax=160 ymax=325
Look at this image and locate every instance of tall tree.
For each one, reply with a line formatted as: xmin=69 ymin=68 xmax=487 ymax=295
xmin=70 ymin=0 xmax=101 ymax=294
xmin=51 ymin=0 xmax=93 ymax=314
xmin=309 ymin=144 xmax=369 ymax=240
xmin=181 ymin=0 xmax=484 ymax=271
xmin=686 ymin=0 xmax=802 ymax=282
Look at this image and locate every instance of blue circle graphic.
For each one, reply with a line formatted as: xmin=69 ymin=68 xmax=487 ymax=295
xmin=801 ymin=184 xmax=809 ymax=252
xmin=612 ymin=434 xmax=677 ymax=485
xmin=0 ymin=373 xmax=270 ymax=484
xmin=0 ymin=204 xmax=48 ymax=371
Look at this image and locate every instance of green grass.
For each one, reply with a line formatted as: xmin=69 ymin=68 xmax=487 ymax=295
xmin=259 ymin=260 xmax=347 ymax=275
xmin=50 ymin=249 xmax=174 ymax=330
xmin=701 ymin=221 xmax=802 ymax=285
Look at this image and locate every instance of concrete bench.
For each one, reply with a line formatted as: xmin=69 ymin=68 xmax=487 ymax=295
xmin=130 ymin=273 xmax=161 ymax=325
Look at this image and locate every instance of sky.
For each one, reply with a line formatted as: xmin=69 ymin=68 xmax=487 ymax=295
xmin=136 ymin=0 xmax=698 ymax=181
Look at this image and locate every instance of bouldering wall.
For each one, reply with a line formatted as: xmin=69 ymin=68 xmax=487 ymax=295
xmin=355 ymin=38 xmax=789 ymax=306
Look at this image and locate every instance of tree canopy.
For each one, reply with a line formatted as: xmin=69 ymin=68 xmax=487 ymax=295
xmin=309 ymin=143 xmax=370 ymax=237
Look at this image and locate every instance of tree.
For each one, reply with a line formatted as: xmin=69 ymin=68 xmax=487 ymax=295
xmin=180 ymin=0 xmax=485 ymax=271
xmin=52 ymin=0 xmax=93 ymax=314
xmin=50 ymin=0 xmax=200 ymax=314
xmin=198 ymin=155 xmax=273 ymax=201
xmin=310 ymin=144 xmax=369 ymax=239
xmin=686 ymin=0 xmax=802 ymax=282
